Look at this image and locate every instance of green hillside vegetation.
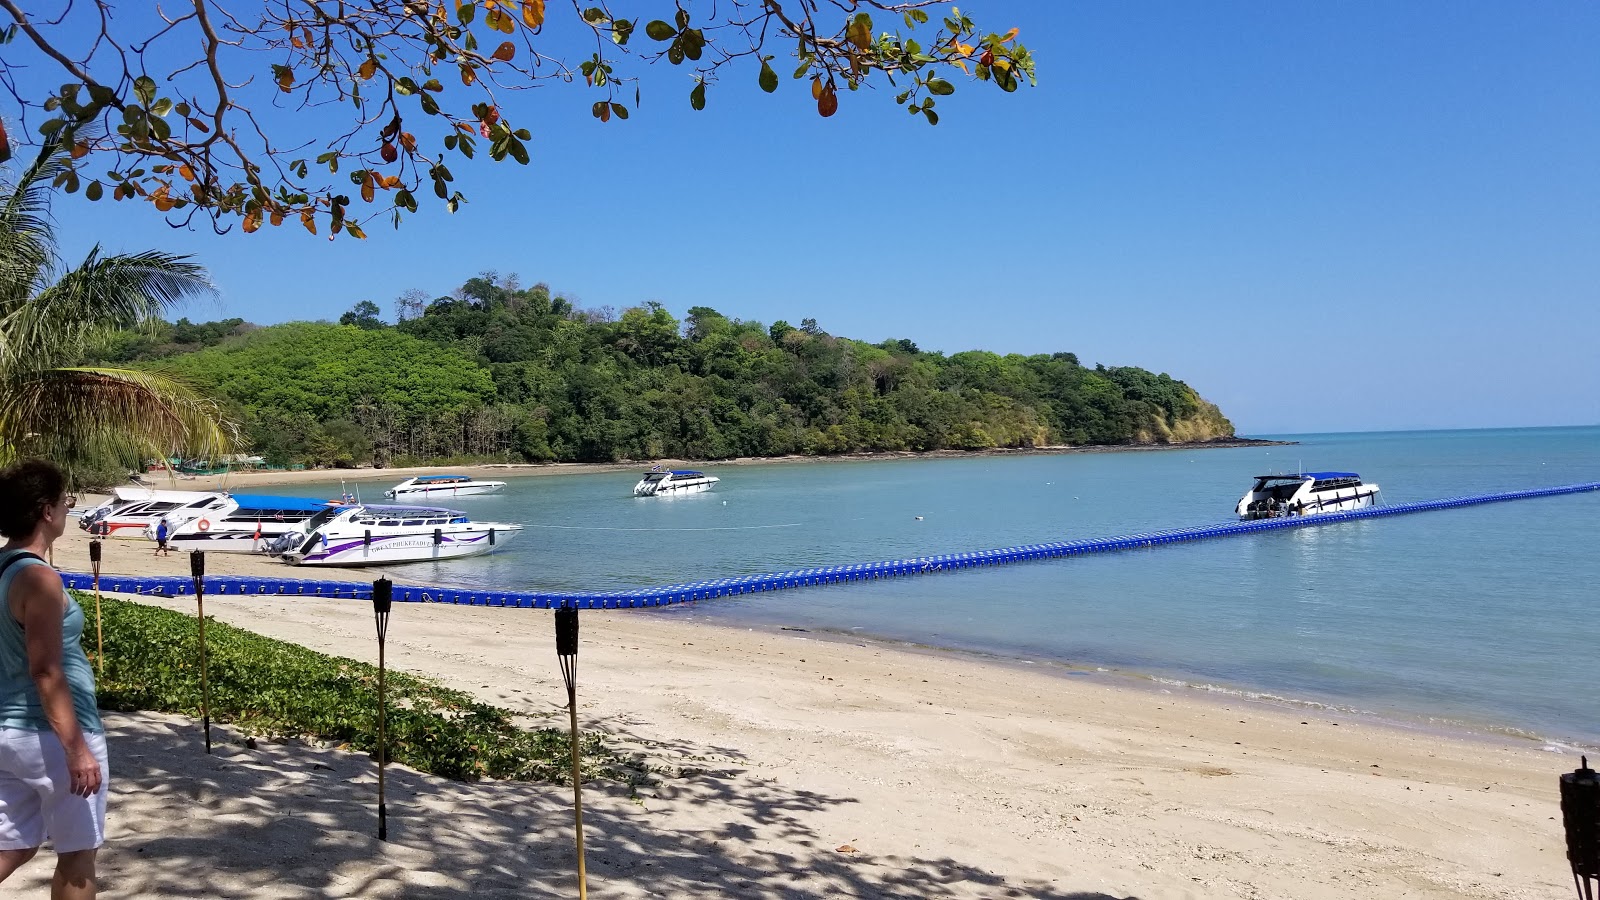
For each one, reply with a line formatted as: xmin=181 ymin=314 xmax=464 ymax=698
xmin=105 ymin=276 xmax=1233 ymax=467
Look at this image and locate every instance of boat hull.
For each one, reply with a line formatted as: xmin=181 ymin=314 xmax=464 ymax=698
xmin=385 ymin=483 xmax=506 ymax=500
xmin=285 ymin=525 xmax=520 ymax=566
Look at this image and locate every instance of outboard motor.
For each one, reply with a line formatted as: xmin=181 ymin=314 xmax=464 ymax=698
xmin=264 ymin=531 xmax=304 ymax=558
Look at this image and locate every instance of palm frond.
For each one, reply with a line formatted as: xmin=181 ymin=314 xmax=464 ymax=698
xmin=0 ymin=366 xmax=238 ymax=465
xmin=0 ymin=143 xmax=66 ymax=316
xmin=3 ymin=247 xmax=214 ymax=374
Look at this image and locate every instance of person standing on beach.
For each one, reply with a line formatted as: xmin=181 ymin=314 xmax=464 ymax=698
xmin=0 ymin=460 xmax=107 ymax=899
xmin=153 ymin=519 xmax=169 ymax=557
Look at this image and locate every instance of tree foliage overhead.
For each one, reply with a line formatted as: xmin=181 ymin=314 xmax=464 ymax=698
xmin=112 ymin=275 xmax=1233 ymax=467
xmin=0 ymin=1 xmax=1035 ymax=238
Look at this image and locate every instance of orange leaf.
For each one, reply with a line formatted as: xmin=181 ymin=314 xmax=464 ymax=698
xmin=521 ymin=0 xmax=544 ymax=28
xmin=70 ymin=141 xmax=89 ymax=159
xmin=399 ymin=131 xmax=416 ymax=152
xmin=277 ymin=68 xmax=294 ymax=92
xmin=270 ymin=208 xmax=285 ymax=226
xmin=460 ymin=64 xmax=476 ymax=86
xmin=599 ymin=103 xmax=611 ymax=123
xmin=492 ymin=41 xmax=516 ymax=61
xmin=359 ymin=58 xmax=377 ymax=80
xmin=243 ymin=208 xmax=262 ymax=233
xmin=301 ymin=210 xmax=317 ymax=235
xmin=178 ymin=164 xmax=194 ymax=181
xmin=383 ymin=175 xmax=402 ymax=188
xmin=811 ymin=76 xmax=824 ymax=100
xmin=361 ymin=174 xmax=375 ymax=203
xmin=1000 ymin=27 xmax=1020 ymax=43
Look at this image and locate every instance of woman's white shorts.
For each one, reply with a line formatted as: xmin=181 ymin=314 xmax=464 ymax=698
xmin=0 ymin=728 xmax=109 ymax=853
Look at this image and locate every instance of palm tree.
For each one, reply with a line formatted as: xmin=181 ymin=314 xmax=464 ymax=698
xmin=0 ymin=144 xmax=235 ymax=478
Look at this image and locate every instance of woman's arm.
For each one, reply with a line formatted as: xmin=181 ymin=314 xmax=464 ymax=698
xmin=13 ymin=566 xmax=101 ymax=797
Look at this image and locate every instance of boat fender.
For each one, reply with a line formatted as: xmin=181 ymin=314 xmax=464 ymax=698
xmin=433 ymin=528 xmax=442 ymax=546
xmin=489 ymin=527 xmax=496 ymax=546
xmin=197 ymin=519 xmax=211 ymax=532
xmin=364 ymin=530 xmax=372 ymax=547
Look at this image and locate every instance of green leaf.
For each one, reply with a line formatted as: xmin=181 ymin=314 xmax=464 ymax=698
xmin=457 ymin=2 xmax=476 ymax=25
xmin=793 ymin=60 xmax=812 ymax=79
xmin=993 ymin=64 xmax=1018 ymax=92
xmin=682 ymin=29 xmax=704 ymax=61
xmin=507 ymin=136 xmax=529 ymax=164
xmin=85 ymin=180 xmax=104 ymax=200
xmin=689 ymin=82 xmax=705 ymax=111
xmin=612 ymin=19 xmax=633 ymax=45
xmin=419 ymin=93 xmax=440 ymax=115
xmin=150 ymin=98 xmax=173 ymax=117
xmin=645 ymin=20 xmax=676 ymax=40
xmin=927 ymin=78 xmax=955 ymax=96
xmin=609 ymin=102 xmax=629 ymax=120
xmin=675 ymin=7 xmax=690 ymax=29
xmin=758 ymin=61 xmax=778 ymax=94
xmin=922 ymin=108 xmax=939 ymax=125
xmin=134 ymin=75 xmax=157 ymax=106
xmin=581 ymin=7 xmax=606 ymax=24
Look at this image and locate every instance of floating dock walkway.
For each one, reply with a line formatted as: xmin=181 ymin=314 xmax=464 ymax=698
xmin=64 ymin=481 xmax=1600 ymax=610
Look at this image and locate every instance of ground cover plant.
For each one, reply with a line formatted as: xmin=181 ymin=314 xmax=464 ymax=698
xmin=89 ymin=594 xmax=628 ymax=784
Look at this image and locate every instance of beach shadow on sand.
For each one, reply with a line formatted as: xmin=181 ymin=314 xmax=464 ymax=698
xmin=9 ymin=713 xmax=1138 ymax=900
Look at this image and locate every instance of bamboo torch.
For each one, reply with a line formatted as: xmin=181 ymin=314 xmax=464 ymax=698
xmin=556 ymin=605 xmax=588 ymax=899
xmin=372 ymin=577 xmax=393 ymax=841
xmin=89 ymin=539 xmax=103 ymax=676
xmin=189 ymin=551 xmax=212 ymax=753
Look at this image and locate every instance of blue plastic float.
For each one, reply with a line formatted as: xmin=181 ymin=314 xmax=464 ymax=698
xmin=62 ymin=481 xmax=1600 ymax=610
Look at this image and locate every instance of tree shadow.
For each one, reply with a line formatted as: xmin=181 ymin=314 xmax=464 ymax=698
xmin=10 ymin=712 xmax=1139 ymax=899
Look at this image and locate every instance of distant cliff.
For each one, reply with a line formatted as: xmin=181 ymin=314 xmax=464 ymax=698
xmin=111 ymin=278 xmax=1235 ymax=466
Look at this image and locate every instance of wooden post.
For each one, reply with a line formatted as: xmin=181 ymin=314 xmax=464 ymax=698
xmin=372 ymin=578 xmax=393 ymax=841
xmin=189 ymin=551 xmax=212 ymax=753
xmin=556 ymin=606 xmax=587 ymax=899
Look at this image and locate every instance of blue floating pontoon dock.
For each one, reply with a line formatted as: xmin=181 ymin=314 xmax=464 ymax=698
xmin=63 ymin=481 xmax=1600 ymax=610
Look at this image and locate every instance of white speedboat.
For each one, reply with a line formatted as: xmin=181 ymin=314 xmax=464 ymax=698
xmin=268 ymin=504 xmax=522 ymax=566
xmin=633 ymin=469 xmax=719 ymax=497
xmin=78 ymin=488 xmax=227 ymax=538
xmin=384 ymin=474 xmax=507 ymax=500
xmin=1237 ymin=472 xmax=1380 ymax=520
xmin=162 ymin=494 xmax=339 ymax=553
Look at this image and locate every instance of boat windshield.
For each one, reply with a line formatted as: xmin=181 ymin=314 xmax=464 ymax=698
xmin=642 ymin=473 xmax=667 ymax=483
xmin=300 ymin=506 xmax=346 ymax=533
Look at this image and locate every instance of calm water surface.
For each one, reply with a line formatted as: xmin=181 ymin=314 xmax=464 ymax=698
xmin=280 ymin=426 xmax=1599 ymax=745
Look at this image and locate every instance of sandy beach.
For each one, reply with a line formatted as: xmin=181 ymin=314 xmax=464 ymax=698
xmin=18 ymin=531 xmax=1579 ymax=899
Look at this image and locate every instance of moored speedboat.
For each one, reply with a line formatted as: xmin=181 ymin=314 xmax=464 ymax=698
xmin=269 ymin=503 xmax=522 ymax=566
xmin=161 ymin=494 xmax=337 ymax=553
xmin=79 ymin=488 xmax=227 ymax=538
xmin=1237 ymin=472 xmax=1380 ymax=520
xmin=384 ymin=474 xmax=506 ymax=500
xmin=633 ymin=469 xmax=719 ymax=497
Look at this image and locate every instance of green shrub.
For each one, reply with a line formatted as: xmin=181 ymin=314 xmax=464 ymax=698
xmin=89 ymin=595 xmax=625 ymax=783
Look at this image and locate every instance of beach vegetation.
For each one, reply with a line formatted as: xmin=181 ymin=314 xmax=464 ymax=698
xmin=2 ymin=1 xmax=1033 ymax=238
xmin=99 ymin=274 xmax=1235 ymax=466
xmin=0 ymin=145 xmax=236 ymax=480
xmin=92 ymin=594 xmax=633 ymax=784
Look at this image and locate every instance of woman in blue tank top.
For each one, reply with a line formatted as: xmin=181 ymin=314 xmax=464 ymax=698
xmin=0 ymin=460 xmax=106 ymax=899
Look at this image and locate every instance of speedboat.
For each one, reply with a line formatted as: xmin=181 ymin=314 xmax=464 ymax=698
xmin=384 ymin=474 xmax=506 ymax=500
xmin=267 ymin=503 xmax=522 ymax=566
xmin=633 ymin=469 xmax=719 ymax=497
xmin=78 ymin=488 xmax=227 ymax=538
xmin=1237 ymin=472 xmax=1380 ymax=520
xmin=161 ymin=494 xmax=337 ymax=553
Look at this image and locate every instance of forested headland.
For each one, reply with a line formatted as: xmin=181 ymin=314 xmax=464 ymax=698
xmin=98 ymin=275 xmax=1235 ymax=468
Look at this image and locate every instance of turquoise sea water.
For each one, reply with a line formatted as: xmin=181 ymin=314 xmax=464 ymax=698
xmin=280 ymin=426 xmax=1599 ymax=746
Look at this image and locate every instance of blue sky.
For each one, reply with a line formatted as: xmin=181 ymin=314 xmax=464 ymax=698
xmin=20 ymin=1 xmax=1600 ymax=435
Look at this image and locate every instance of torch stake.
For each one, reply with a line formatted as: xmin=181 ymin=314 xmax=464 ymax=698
xmin=372 ymin=578 xmax=392 ymax=841
xmin=89 ymin=540 xmax=104 ymax=677
xmin=1564 ymin=756 xmax=1599 ymax=900
xmin=556 ymin=606 xmax=588 ymax=899
xmin=189 ymin=552 xmax=212 ymax=753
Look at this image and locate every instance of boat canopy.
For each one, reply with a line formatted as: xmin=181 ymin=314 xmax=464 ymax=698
xmin=356 ymin=504 xmax=467 ymax=517
xmin=670 ymin=470 xmax=705 ymax=477
xmin=414 ymin=475 xmax=471 ymax=484
xmin=228 ymin=494 xmax=333 ymax=513
xmin=1254 ymin=471 xmax=1359 ymax=481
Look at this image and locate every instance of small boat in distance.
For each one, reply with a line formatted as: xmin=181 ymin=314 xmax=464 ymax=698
xmin=268 ymin=503 xmax=522 ymax=566
xmin=1237 ymin=472 xmax=1380 ymax=520
xmin=634 ymin=469 xmax=720 ymax=497
xmin=384 ymin=474 xmax=506 ymax=500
